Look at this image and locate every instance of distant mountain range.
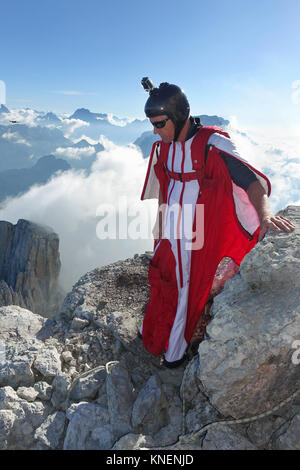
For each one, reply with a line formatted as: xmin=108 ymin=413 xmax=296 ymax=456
xmin=0 ymin=104 xmax=9 ymax=114
xmin=0 ymin=155 xmax=71 ymax=202
xmin=54 ymin=138 xmax=104 ymax=171
xmin=72 ymin=138 xmax=104 ymax=153
xmin=1 ymin=106 xmax=231 ymax=154
xmin=37 ymin=112 xmax=61 ymax=124
xmin=0 ymin=105 xmax=232 ymax=205
xmin=69 ymin=108 xmax=109 ymax=123
xmin=0 ymin=123 xmax=72 ymax=171
xmin=65 ymin=108 xmax=150 ymax=144
xmin=0 ymin=105 xmax=151 ymax=145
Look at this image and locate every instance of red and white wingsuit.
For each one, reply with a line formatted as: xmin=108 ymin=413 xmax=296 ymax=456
xmin=140 ymin=126 xmax=271 ymax=362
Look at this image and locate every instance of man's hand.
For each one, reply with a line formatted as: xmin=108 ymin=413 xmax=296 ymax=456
xmin=258 ymin=214 xmax=296 ymax=241
xmin=247 ymin=180 xmax=296 ymax=242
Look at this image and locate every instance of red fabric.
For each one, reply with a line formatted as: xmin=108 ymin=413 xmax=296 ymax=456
xmin=142 ymin=239 xmax=179 ymax=355
xmin=141 ymin=126 xmax=270 ymax=356
xmin=185 ymin=146 xmax=259 ymax=342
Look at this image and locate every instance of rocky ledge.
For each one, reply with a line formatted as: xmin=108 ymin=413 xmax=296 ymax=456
xmin=0 ymin=206 xmax=299 ymax=450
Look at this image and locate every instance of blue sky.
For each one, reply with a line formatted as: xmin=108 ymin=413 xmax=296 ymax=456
xmin=1 ymin=0 xmax=300 ymax=127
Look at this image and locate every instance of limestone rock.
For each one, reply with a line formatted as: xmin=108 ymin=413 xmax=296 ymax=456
xmin=113 ymin=433 xmax=155 ymax=450
xmin=51 ymin=375 xmax=71 ymax=410
xmin=61 ymin=351 xmax=73 ymax=364
xmin=0 ymin=386 xmax=47 ymax=449
xmin=0 ymin=409 xmax=15 ymax=449
xmin=131 ymin=374 xmax=168 ymax=434
xmin=34 ymin=346 xmax=62 ymax=378
xmin=0 ymin=386 xmax=20 ymax=407
xmin=16 ymin=387 xmax=39 ymax=402
xmin=63 ymin=402 xmax=111 ymax=450
xmin=70 ymin=317 xmax=90 ymax=331
xmin=0 ymin=305 xmax=45 ymax=341
xmin=34 ymin=411 xmax=66 ymax=449
xmin=246 ymin=415 xmax=286 ymax=449
xmin=152 ymin=391 xmax=183 ymax=447
xmin=57 ymin=254 xmax=153 ymax=365
xmin=197 ymin=206 xmax=300 ymax=419
xmin=0 ymin=280 xmax=26 ymax=309
xmin=0 ymin=343 xmax=37 ymax=388
xmin=274 ymin=413 xmax=300 ymax=450
xmin=201 ymin=424 xmax=257 ymax=450
xmin=0 ymin=306 xmax=46 ymax=388
xmin=33 ymin=381 xmax=53 ymax=401
xmin=0 ymin=219 xmax=65 ymax=318
xmin=95 ymin=310 xmax=140 ymax=351
xmin=106 ymin=362 xmax=136 ymax=438
xmin=69 ymin=366 xmax=106 ymax=401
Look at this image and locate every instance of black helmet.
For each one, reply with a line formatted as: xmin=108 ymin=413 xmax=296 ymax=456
xmin=141 ymin=79 xmax=190 ymax=141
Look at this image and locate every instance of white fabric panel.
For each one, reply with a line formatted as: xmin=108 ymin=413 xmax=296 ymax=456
xmin=208 ymin=132 xmax=269 ymax=194
xmin=164 ymin=138 xmax=199 ymax=362
xmin=208 ymin=132 xmax=268 ymax=233
xmin=142 ymin=147 xmax=160 ymax=200
xmin=164 ymin=284 xmax=189 ymax=362
xmin=208 ymin=133 xmax=246 ymax=161
xmin=232 ymin=182 xmax=260 ymax=235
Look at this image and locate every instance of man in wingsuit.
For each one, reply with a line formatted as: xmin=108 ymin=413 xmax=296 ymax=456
xmin=140 ymin=78 xmax=295 ymax=368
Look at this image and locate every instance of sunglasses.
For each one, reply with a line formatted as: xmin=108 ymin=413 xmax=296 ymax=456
xmin=151 ymin=117 xmax=170 ymax=129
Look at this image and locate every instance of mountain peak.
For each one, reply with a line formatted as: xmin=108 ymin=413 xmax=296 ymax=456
xmin=38 ymin=112 xmax=61 ymax=123
xmin=0 ymin=104 xmax=9 ymax=114
xmin=68 ymin=108 xmax=108 ymax=123
xmin=72 ymin=139 xmax=92 ymax=148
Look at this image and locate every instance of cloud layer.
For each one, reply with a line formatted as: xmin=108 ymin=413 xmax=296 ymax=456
xmin=2 ymin=130 xmax=32 ymax=146
xmin=54 ymin=146 xmax=95 ymax=160
xmin=0 ymin=137 xmax=156 ymax=293
xmin=227 ymin=119 xmax=300 ymax=210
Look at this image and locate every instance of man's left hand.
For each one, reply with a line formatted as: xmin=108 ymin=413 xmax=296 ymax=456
xmin=259 ymin=215 xmax=296 ymax=241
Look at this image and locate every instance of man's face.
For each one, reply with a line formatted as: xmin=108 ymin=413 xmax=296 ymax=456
xmin=150 ymin=115 xmax=175 ymax=143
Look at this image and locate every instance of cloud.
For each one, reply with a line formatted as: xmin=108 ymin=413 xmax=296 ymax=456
xmin=73 ymin=135 xmax=99 ymax=145
xmin=0 ymin=139 xmax=156 ymax=293
xmin=227 ymin=118 xmax=300 ymax=212
xmin=1 ymin=130 xmax=32 ymax=146
xmin=0 ymin=108 xmax=39 ymax=127
xmin=57 ymin=118 xmax=90 ymax=138
xmin=54 ymin=146 xmax=95 ymax=160
xmin=106 ymin=114 xmax=127 ymax=127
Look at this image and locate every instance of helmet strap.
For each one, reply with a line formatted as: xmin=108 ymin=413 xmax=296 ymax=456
xmin=173 ymin=119 xmax=187 ymax=142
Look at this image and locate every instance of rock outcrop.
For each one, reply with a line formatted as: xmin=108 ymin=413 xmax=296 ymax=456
xmin=196 ymin=205 xmax=300 ymax=418
xmin=0 ymin=219 xmax=65 ymax=318
xmin=0 ymin=206 xmax=299 ymax=450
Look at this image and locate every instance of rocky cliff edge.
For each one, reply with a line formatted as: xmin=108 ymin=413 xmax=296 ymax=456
xmin=0 ymin=206 xmax=299 ymax=450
